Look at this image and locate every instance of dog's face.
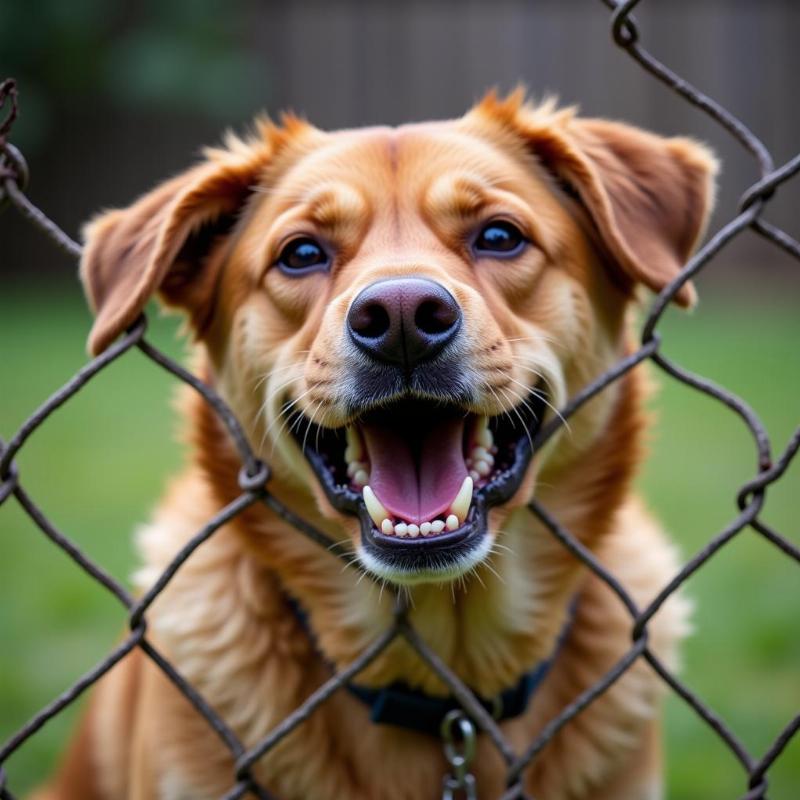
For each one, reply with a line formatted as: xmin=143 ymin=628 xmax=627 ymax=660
xmin=81 ymin=92 xmax=715 ymax=585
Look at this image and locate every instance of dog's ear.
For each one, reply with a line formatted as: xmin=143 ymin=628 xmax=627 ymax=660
xmin=473 ymin=95 xmax=718 ymax=306
xmin=80 ymin=136 xmax=273 ymax=356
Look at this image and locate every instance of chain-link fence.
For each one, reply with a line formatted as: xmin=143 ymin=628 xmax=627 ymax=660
xmin=1 ymin=1 xmax=799 ymax=798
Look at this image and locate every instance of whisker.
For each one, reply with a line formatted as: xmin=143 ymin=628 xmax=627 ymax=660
xmin=253 ymin=350 xmax=311 ymax=394
xmin=328 ymin=536 xmax=354 ymax=552
xmin=485 ymin=383 xmax=515 ymax=429
xmin=506 ymin=375 xmax=572 ymax=437
xmin=505 ymin=333 xmax=561 ymax=348
xmin=263 ymin=385 xmax=317 ymax=454
xmin=264 ymin=374 xmax=304 ymax=405
xmin=479 ymin=559 xmax=504 ymax=585
xmin=501 ymin=357 xmax=571 ymax=436
xmin=254 ymin=365 xmax=306 ymax=452
xmin=254 ymin=360 xmax=304 ymax=392
xmin=301 ymin=398 xmax=326 ymax=456
xmin=258 ymin=381 xmax=303 ymax=446
xmin=470 ymin=566 xmax=487 ymax=590
xmin=505 ymin=358 xmax=556 ymax=393
xmin=287 ymin=408 xmax=309 ymax=437
xmin=497 ymin=385 xmax=535 ymax=452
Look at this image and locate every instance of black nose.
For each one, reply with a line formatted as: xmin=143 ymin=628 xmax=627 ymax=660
xmin=347 ymin=277 xmax=462 ymax=368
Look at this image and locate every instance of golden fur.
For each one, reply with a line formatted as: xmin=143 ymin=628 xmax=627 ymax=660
xmin=35 ymin=91 xmax=716 ymax=799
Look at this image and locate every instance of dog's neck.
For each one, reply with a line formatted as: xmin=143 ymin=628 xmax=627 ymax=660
xmin=181 ymin=357 xmax=644 ymax=698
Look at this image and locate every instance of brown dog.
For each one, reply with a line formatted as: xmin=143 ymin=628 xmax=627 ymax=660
xmin=36 ymin=90 xmax=716 ymax=799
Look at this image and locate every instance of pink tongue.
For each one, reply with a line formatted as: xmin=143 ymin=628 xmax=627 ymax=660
xmin=362 ymin=417 xmax=468 ymax=525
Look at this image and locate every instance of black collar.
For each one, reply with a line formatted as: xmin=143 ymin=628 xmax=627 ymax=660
xmin=286 ymin=593 xmax=575 ymax=738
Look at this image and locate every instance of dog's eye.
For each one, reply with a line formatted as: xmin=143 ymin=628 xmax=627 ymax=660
xmin=473 ymin=221 xmax=527 ymax=257
xmin=276 ymin=237 xmax=331 ymax=275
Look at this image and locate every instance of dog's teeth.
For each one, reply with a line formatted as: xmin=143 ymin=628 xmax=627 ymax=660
xmin=431 ymin=519 xmax=446 ymax=534
xmin=476 ymin=417 xmax=493 ymax=449
xmin=445 ymin=514 xmax=459 ymax=531
xmin=381 ymin=518 xmax=394 ymax=535
xmin=474 ymin=460 xmax=492 ymax=477
xmin=407 ymin=524 xmax=420 ymax=538
xmin=472 ymin=446 xmax=491 ymax=462
xmin=394 ymin=522 xmax=408 ymax=537
xmin=347 ymin=461 xmax=365 ymax=478
xmin=468 ymin=469 xmax=480 ymax=482
xmin=344 ymin=426 xmax=363 ymax=463
xmin=449 ymin=476 xmax=473 ymax=523
xmin=420 ymin=521 xmax=432 ymax=535
xmin=353 ymin=469 xmax=369 ymax=487
xmin=363 ymin=486 xmax=389 ymax=528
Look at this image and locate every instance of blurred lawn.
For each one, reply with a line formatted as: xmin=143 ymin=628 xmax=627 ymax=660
xmin=1 ymin=287 xmax=798 ymax=798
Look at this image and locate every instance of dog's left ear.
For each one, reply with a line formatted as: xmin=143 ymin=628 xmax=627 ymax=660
xmin=80 ymin=137 xmax=272 ymax=356
xmin=475 ymin=97 xmax=718 ymax=306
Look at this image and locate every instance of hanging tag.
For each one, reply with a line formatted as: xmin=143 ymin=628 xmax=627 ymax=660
xmin=440 ymin=709 xmax=478 ymax=800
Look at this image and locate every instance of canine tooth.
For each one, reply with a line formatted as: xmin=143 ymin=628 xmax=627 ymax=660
xmin=394 ymin=522 xmax=408 ymax=537
xmin=476 ymin=417 xmax=493 ymax=449
xmin=431 ymin=520 xmax=446 ymax=534
xmin=420 ymin=522 xmax=432 ymax=535
xmin=363 ymin=486 xmax=389 ymax=527
xmin=353 ymin=469 xmax=369 ymax=487
xmin=474 ymin=460 xmax=492 ymax=477
xmin=449 ymin=476 xmax=473 ymax=522
xmin=381 ymin=518 xmax=394 ymax=535
xmin=407 ymin=524 xmax=420 ymax=538
xmin=345 ymin=427 xmax=363 ymax=463
xmin=469 ymin=469 xmax=480 ymax=482
xmin=445 ymin=514 xmax=459 ymax=531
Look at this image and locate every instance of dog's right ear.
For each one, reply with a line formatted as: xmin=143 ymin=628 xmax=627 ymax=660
xmin=81 ymin=142 xmax=270 ymax=356
xmin=80 ymin=119 xmax=313 ymax=356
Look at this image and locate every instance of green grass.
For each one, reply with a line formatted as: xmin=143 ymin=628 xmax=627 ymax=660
xmin=637 ymin=291 xmax=800 ymax=799
xmin=1 ymin=287 xmax=798 ymax=798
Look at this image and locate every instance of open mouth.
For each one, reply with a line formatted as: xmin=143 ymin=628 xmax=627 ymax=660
xmin=289 ymin=389 xmax=547 ymax=580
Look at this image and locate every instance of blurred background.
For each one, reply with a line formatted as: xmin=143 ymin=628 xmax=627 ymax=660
xmin=1 ymin=1 xmax=798 ymax=797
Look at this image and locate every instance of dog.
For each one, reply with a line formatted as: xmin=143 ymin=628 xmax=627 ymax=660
xmin=35 ymin=90 xmax=716 ymax=799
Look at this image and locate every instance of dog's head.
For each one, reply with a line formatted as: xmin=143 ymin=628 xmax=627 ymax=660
xmin=81 ymin=91 xmax=716 ymax=585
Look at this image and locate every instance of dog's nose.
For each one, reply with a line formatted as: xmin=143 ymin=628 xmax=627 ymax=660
xmin=347 ymin=278 xmax=462 ymax=367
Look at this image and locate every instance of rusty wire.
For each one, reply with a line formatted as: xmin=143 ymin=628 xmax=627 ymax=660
xmin=1 ymin=2 xmax=799 ymax=798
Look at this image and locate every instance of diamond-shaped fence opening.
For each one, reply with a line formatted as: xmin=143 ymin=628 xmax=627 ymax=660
xmin=1 ymin=2 xmax=798 ymax=798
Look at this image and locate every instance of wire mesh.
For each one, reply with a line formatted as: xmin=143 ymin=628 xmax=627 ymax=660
xmin=1 ymin=2 xmax=798 ymax=798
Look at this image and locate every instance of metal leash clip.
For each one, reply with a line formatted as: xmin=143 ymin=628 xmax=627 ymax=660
xmin=440 ymin=709 xmax=478 ymax=800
